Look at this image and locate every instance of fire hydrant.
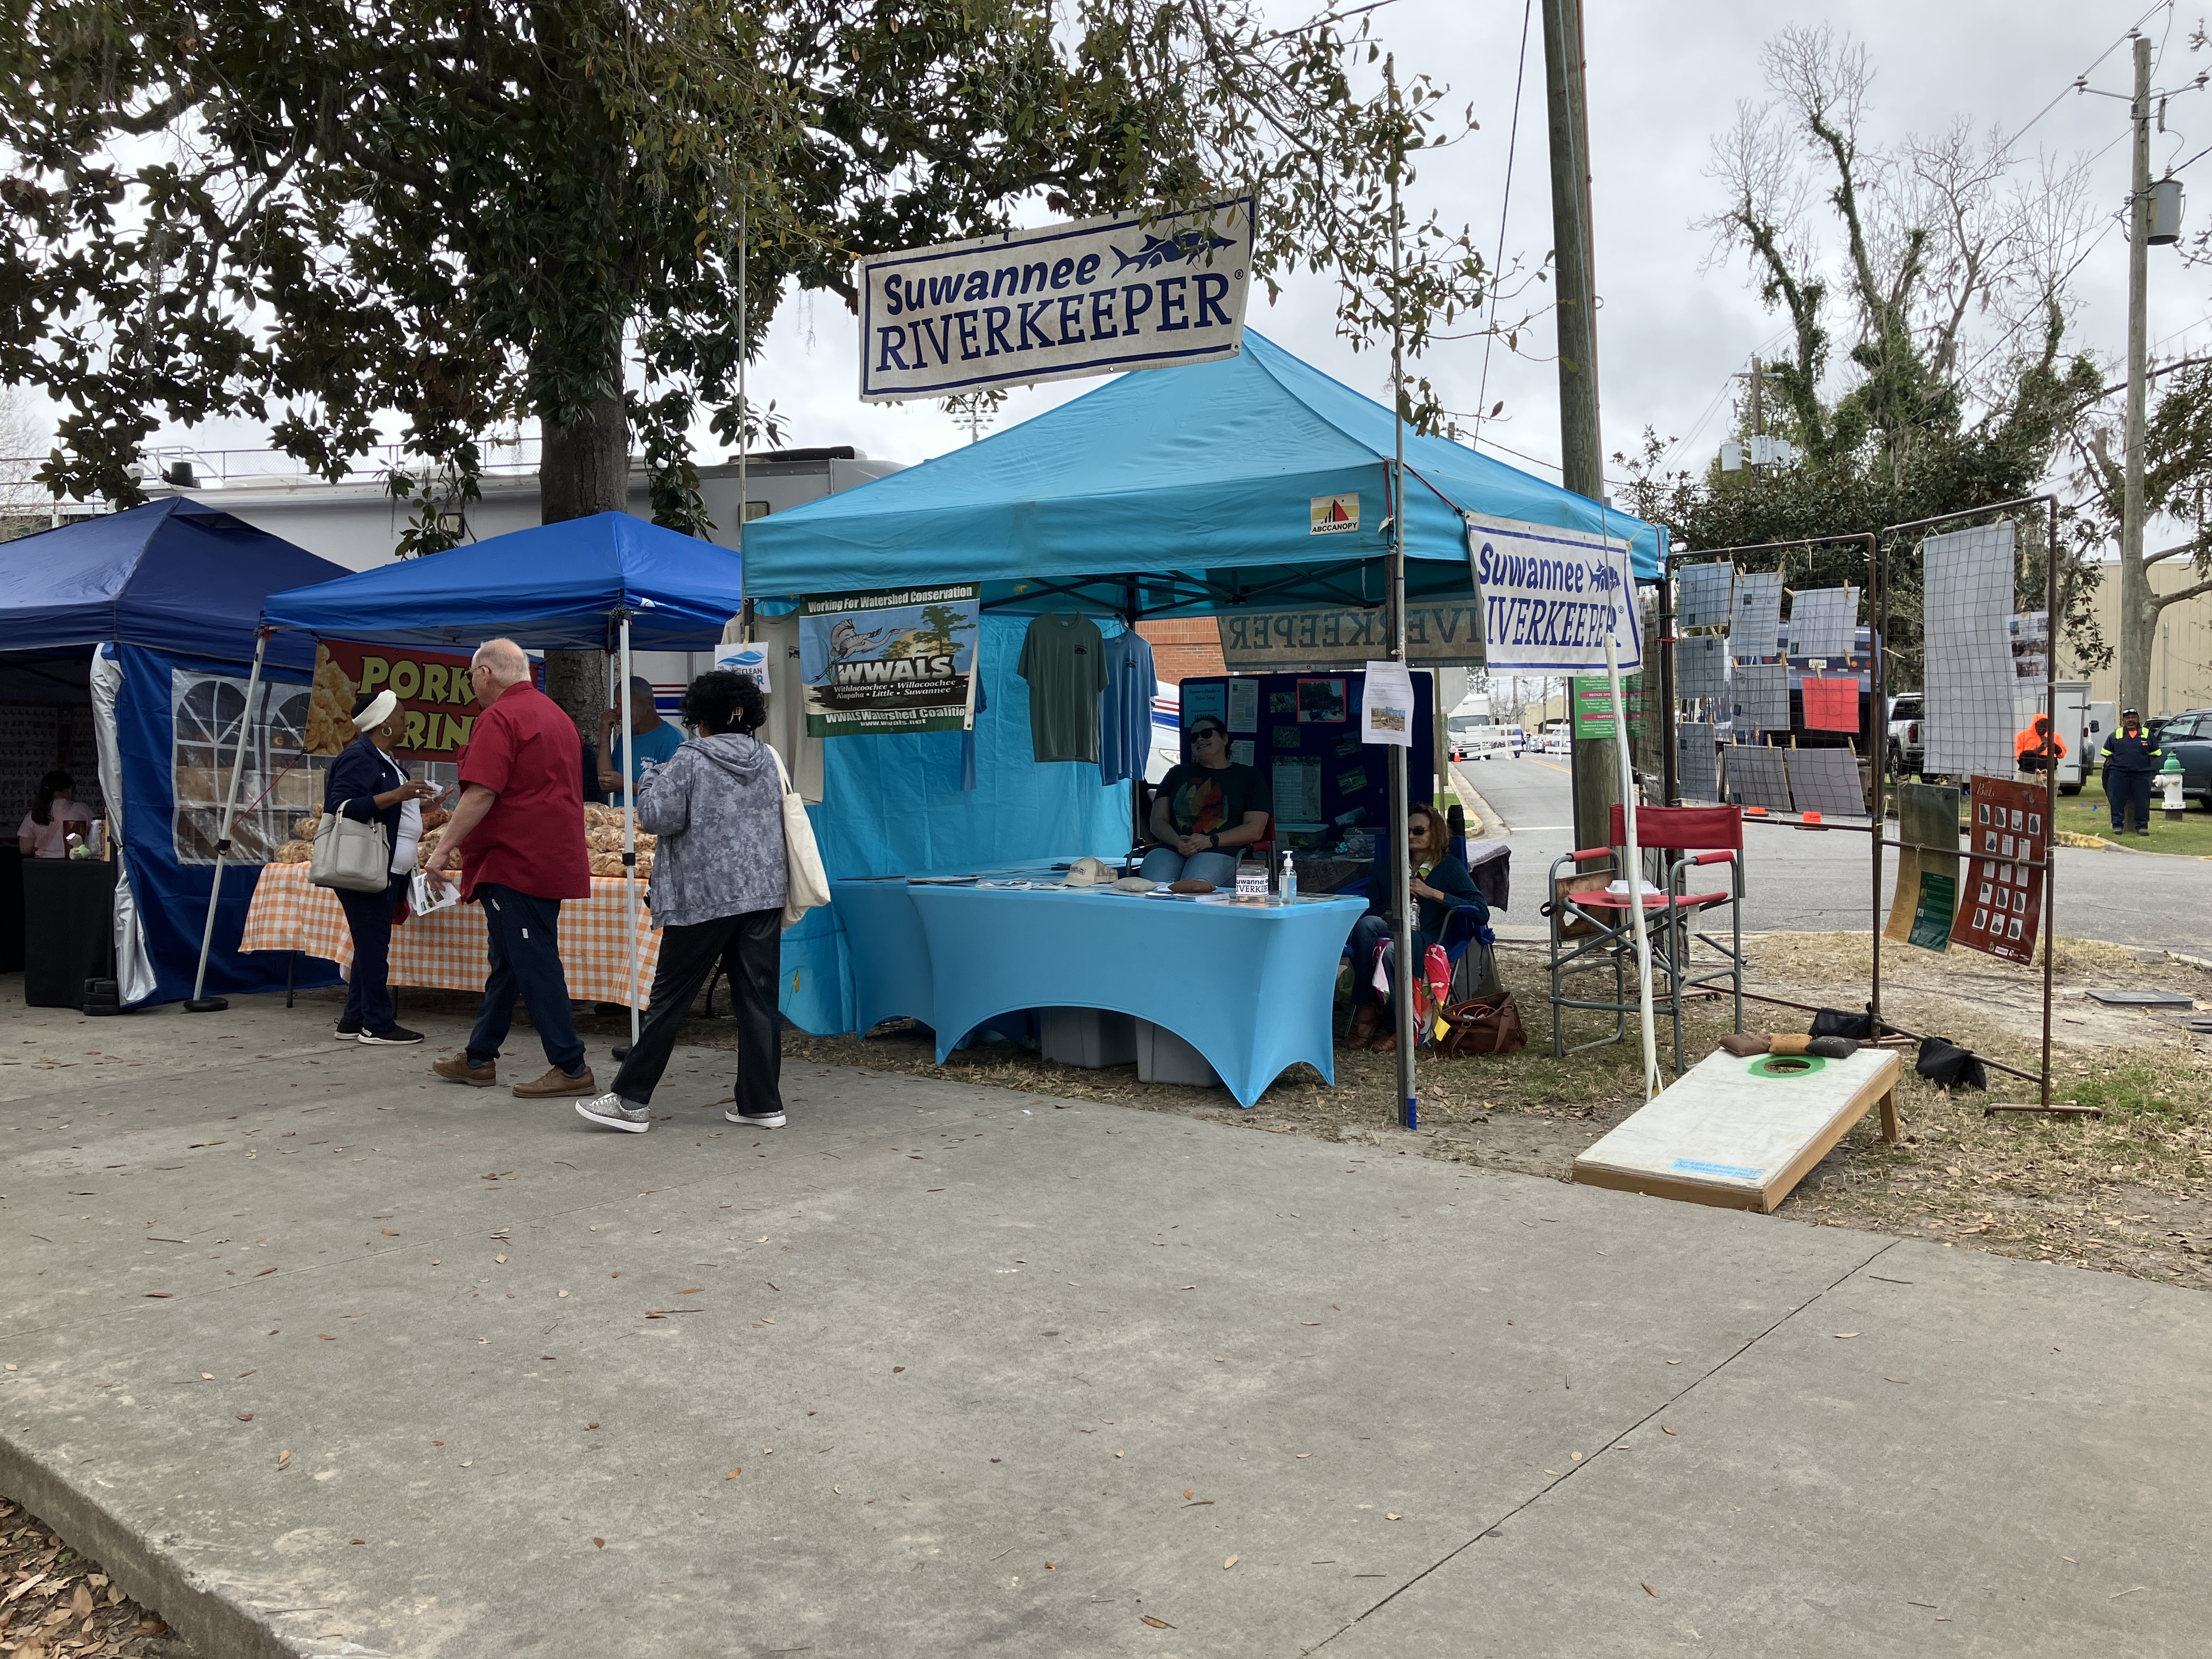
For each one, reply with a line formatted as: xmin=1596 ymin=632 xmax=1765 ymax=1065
xmin=2160 ymin=750 xmax=2187 ymax=821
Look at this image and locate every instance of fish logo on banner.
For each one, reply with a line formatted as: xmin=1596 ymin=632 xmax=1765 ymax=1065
xmin=1463 ymin=512 xmax=1641 ymax=674
xmin=857 ymin=197 xmax=1254 ymax=402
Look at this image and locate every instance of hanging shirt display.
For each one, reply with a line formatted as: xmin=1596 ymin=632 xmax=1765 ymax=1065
xmin=1097 ymin=630 xmax=1158 ymax=786
xmin=1017 ymin=613 xmax=1110 ymax=764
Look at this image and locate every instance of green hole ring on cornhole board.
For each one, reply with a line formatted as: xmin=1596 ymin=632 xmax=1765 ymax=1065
xmin=1747 ymin=1053 xmax=1829 ymax=1080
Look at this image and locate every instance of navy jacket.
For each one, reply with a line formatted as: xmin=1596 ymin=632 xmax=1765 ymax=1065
xmin=1365 ymin=846 xmax=1487 ymax=946
xmin=325 ymin=736 xmax=407 ymax=850
xmin=2100 ymin=730 xmax=2165 ymax=776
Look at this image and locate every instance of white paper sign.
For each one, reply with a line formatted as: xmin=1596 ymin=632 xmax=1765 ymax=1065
xmin=714 ymin=642 xmax=771 ymax=695
xmin=1464 ymin=512 xmax=1641 ymax=674
xmin=1361 ymin=661 xmax=1416 ymax=748
xmin=856 ymin=196 xmax=1254 ymax=402
xmin=1226 ymin=677 xmax=1259 ymax=733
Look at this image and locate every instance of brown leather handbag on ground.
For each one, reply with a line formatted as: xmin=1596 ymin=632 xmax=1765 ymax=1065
xmin=1436 ymin=990 xmax=1527 ymax=1057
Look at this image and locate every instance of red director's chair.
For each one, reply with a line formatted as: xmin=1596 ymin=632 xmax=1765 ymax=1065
xmin=1545 ymin=803 xmax=1746 ymax=1073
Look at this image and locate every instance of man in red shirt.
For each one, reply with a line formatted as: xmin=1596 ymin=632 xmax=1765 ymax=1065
xmin=422 ymin=637 xmax=597 ymax=1097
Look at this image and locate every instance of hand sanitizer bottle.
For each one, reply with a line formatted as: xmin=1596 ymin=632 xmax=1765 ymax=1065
xmin=1280 ymin=849 xmax=1297 ymax=906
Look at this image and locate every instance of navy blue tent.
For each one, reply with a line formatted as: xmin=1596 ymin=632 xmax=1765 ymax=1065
xmin=0 ymin=501 xmax=352 ymax=1008
xmin=259 ymin=511 xmax=744 ymax=651
xmin=1 ymin=499 xmax=345 ymax=668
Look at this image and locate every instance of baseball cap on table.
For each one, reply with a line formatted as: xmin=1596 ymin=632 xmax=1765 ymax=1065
xmin=1063 ymin=856 xmax=1117 ymax=887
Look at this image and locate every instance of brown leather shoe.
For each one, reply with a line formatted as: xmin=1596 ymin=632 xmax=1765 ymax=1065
xmin=432 ymin=1054 xmax=498 ymax=1087
xmin=1343 ymin=1005 xmax=1380 ymax=1048
xmin=1368 ymin=1029 xmax=1398 ymax=1055
xmin=514 ymin=1065 xmax=596 ymax=1099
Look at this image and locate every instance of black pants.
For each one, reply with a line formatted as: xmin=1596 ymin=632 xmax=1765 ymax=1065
xmin=2110 ymin=770 xmax=2153 ymax=833
xmin=612 ymin=907 xmax=783 ymax=1118
xmin=336 ymin=872 xmax=409 ymax=1031
xmin=467 ymin=884 xmax=586 ymax=1075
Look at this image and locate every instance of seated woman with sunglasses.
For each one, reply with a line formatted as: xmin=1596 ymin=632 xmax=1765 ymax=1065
xmin=1139 ymin=715 xmax=1272 ymax=889
xmin=1344 ymin=802 xmax=1486 ymax=1052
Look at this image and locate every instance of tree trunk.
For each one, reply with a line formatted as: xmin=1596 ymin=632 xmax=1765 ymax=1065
xmin=2120 ymin=560 xmax=2158 ymax=714
xmin=538 ymin=379 xmax=629 ymax=739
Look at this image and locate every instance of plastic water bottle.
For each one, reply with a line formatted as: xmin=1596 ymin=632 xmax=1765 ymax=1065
xmin=1280 ymin=849 xmax=1297 ymax=906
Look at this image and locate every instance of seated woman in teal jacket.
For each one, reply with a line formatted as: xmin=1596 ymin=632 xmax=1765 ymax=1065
xmin=1345 ymin=801 xmax=1487 ymax=1052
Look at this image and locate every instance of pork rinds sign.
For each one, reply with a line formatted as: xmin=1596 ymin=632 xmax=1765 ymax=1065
xmin=304 ymin=641 xmax=481 ymax=759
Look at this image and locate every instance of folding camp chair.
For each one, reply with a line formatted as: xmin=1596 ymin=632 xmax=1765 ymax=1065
xmin=1546 ymin=803 xmax=1745 ymax=1071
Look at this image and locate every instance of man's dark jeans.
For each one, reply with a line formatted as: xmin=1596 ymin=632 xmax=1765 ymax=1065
xmin=612 ymin=907 xmax=783 ymax=1120
xmin=467 ymin=884 xmax=586 ymax=1076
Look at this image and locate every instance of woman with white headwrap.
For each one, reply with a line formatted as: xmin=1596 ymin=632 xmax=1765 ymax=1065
xmin=324 ymin=689 xmax=441 ymax=1043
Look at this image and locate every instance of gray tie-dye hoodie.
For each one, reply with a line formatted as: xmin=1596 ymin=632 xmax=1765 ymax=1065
xmin=631 ymin=732 xmax=787 ymax=928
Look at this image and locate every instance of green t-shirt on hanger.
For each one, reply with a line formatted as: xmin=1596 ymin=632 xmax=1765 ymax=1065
xmin=1017 ymin=613 xmax=1111 ymax=763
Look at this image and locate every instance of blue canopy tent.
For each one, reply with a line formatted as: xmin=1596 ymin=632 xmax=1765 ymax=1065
xmin=230 ymin=511 xmax=753 ymax=1030
xmin=741 ymin=329 xmax=1662 ymax=611
xmin=0 ymin=500 xmax=351 ymax=1007
xmin=740 ymin=333 xmax=1665 ymax=1070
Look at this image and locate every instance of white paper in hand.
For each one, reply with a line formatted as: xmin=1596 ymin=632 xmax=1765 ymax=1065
xmin=410 ymin=870 xmax=462 ymax=917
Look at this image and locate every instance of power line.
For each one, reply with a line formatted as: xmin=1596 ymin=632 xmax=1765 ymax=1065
xmin=1471 ymin=0 xmax=1534 ymax=449
xmin=1991 ymin=1 xmax=2175 ymax=165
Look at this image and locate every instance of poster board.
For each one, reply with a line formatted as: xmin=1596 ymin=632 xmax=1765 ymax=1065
xmin=1175 ymin=670 xmax=1433 ymax=851
xmin=1884 ymin=782 xmax=1962 ymax=949
xmin=1951 ymin=776 xmax=2046 ymax=965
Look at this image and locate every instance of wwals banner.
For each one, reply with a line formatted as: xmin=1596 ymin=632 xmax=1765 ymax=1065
xmin=798 ymin=585 xmax=980 ymax=738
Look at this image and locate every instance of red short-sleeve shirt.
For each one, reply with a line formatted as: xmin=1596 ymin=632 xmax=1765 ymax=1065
xmin=455 ymin=681 xmax=591 ymax=902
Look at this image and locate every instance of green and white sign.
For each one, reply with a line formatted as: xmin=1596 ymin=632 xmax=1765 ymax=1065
xmin=798 ymin=584 xmax=980 ymax=738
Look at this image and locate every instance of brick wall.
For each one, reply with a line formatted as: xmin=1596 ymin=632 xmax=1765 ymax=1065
xmin=1136 ymin=618 xmax=1223 ymax=684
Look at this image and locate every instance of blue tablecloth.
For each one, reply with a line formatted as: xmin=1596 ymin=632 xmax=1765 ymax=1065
xmin=832 ymin=877 xmax=1364 ymax=1106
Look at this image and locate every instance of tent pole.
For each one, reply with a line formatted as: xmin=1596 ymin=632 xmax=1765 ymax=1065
xmin=1602 ymin=566 xmax=1660 ymax=1094
xmin=737 ymin=184 xmax=752 ymax=645
xmin=186 ymin=625 xmax=269 ymax=1012
xmin=619 ymin=613 xmax=642 ymax=1051
xmin=1385 ymin=57 xmax=1417 ymax=1131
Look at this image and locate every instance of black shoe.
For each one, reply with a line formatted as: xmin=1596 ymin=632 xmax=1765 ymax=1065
xmin=360 ymin=1025 xmax=425 ymax=1046
xmin=612 ymin=1043 xmax=631 ymax=1062
xmin=334 ymin=1017 xmax=363 ymax=1040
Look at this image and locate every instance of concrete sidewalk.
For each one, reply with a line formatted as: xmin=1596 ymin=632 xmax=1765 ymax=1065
xmin=3 ymin=981 xmax=2208 ymax=1656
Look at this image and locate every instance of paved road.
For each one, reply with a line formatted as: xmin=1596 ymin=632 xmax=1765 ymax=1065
xmin=1454 ymin=753 xmax=2212 ymax=953
xmin=5 ymin=984 xmax=2212 ymax=1656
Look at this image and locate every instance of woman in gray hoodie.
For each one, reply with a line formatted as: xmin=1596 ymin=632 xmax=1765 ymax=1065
xmin=577 ymin=669 xmax=788 ymax=1133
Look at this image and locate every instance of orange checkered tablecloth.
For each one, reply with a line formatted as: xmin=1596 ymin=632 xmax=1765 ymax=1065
xmin=240 ymin=863 xmax=664 ymax=1008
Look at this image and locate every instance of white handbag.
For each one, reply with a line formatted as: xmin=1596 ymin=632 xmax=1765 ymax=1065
xmin=769 ymin=747 xmax=830 ymax=929
xmin=309 ymin=800 xmax=392 ymax=893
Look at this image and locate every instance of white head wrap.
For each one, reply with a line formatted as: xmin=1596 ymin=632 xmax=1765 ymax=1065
xmin=352 ymin=689 xmax=399 ymax=731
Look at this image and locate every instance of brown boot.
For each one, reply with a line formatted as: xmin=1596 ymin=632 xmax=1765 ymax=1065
xmin=432 ymin=1053 xmax=498 ymax=1087
xmin=1369 ymin=1029 xmax=1398 ymax=1055
xmin=1344 ymin=1005 xmax=1381 ymax=1048
xmin=514 ymin=1065 xmax=596 ymax=1099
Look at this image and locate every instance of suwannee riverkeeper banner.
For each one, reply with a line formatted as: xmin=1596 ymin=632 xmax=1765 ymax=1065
xmin=856 ymin=197 xmax=1254 ymax=402
xmin=1464 ymin=512 xmax=1642 ymax=675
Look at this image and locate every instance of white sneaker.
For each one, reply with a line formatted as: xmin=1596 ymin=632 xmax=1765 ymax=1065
xmin=575 ymin=1094 xmax=650 ymax=1133
xmin=726 ymin=1107 xmax=786 ymax=1128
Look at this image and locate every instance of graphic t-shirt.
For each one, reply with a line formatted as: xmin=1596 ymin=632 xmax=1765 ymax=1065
xmin=1158 ymin=762 xmax=1271 ymax=840
xmin=1017 ymin=613 xmax=1110 ymax=763
xmin=606 ymin=719 xmax=686 ymax=804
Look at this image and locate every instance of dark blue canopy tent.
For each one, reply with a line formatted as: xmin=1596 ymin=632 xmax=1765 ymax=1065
xmin=0 ymin=501 xmax=350 ymax=1007
xmin=258 ymin=511 xmax=746 ymax=650
xmin=244 ymin=511 xmax=749 ymax=1032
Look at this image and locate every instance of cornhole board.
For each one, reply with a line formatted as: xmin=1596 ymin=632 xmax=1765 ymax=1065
xmin=1572 ymin=1047 xmax=1901 ymax=1214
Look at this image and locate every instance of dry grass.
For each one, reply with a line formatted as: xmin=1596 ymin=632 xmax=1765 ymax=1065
xmin=670 ymin=928 xmax=2212 ymax=1290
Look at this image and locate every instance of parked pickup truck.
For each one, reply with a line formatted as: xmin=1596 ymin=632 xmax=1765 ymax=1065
xmin=2136 ymin=708 xmax=2212 ymax=807
xmin=1887 ymin=693 xmax=1925 ymax=779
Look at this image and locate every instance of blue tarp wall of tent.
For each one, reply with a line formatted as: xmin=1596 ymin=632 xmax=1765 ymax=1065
xmin=111 ymin=644 xmax=340 ymax=1006
xmin=777 ymin=612 xmax=1132 ymax=1035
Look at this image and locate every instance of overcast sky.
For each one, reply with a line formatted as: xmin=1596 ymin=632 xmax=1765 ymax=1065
xmin=106 ymin=0 xmax=2212 ymax=496
xmin=731 ymin=0 xmax=2212 ymax=494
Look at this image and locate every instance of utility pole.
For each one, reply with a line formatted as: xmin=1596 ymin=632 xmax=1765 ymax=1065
xmin=2121 ymin=33 xmax=2152 ymax=713
xmin=1542 ymin=0 xmax=1616 ymax=850
xmin=1750 ymin=357 xmax=1764 ymax=460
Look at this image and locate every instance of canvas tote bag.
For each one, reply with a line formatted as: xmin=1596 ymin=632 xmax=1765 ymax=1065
xmin=309 ymin=800 xmax=392 ymax=893
xmin=769 ymin=747 xmax=831 ymax=929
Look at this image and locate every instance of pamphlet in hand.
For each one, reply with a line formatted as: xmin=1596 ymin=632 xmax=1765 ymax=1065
xmin=410 ymin=868 xmax=462 ymax=917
